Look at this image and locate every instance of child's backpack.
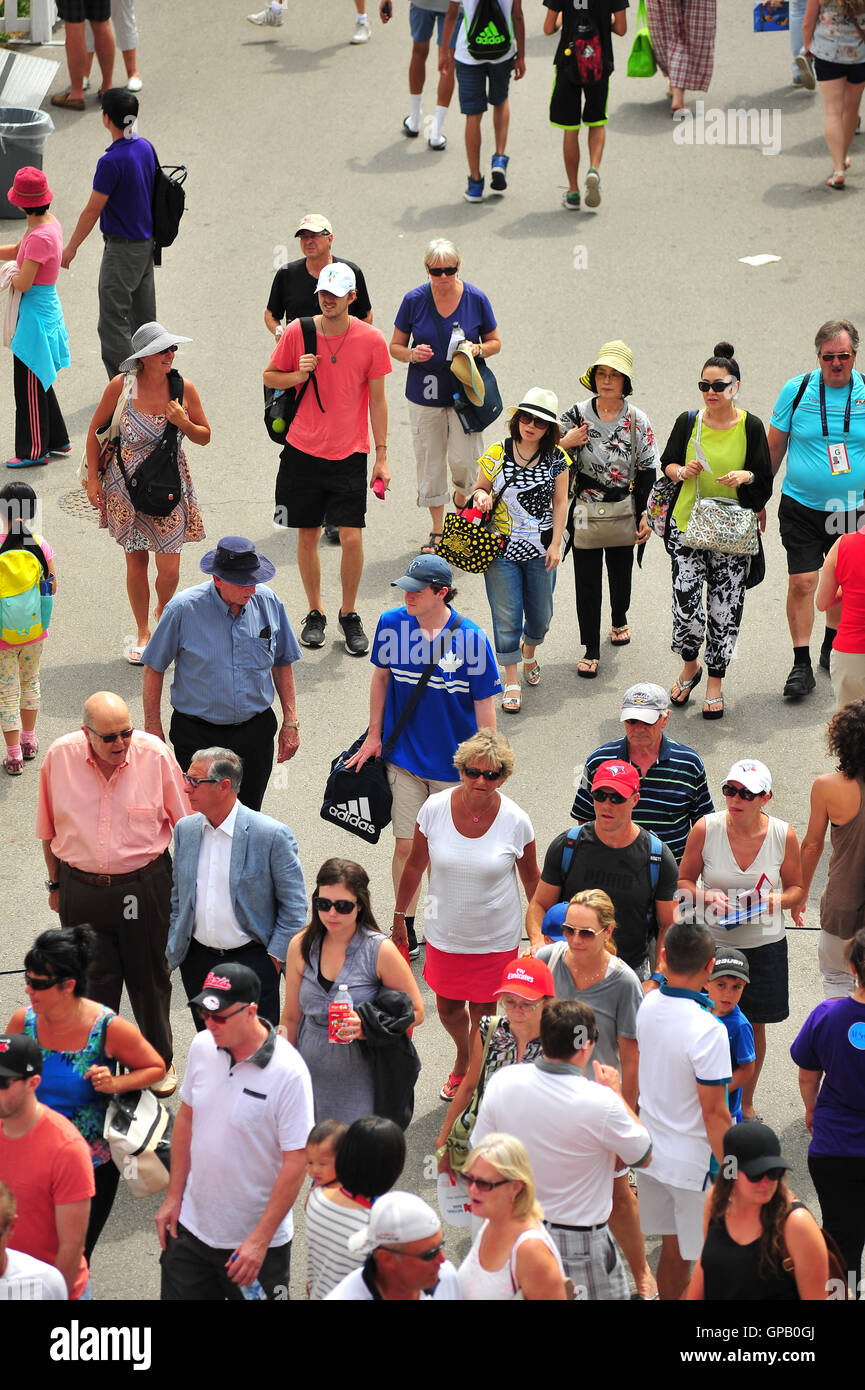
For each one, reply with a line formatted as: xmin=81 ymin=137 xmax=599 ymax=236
xmin=0 ymin=530 xmax=52 ymax=645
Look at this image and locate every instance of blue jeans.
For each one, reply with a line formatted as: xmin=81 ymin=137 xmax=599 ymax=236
xmin=789 ymin=0 xmax=806 ymax=73
xmin=483 ymin=554 xmax=555 ymax=665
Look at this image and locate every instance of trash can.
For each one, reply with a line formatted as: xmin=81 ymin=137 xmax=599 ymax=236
xmin=0 ymin=108 xmax=55 ymax=220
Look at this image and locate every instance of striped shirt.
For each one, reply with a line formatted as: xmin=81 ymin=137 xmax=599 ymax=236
xmin=305 ymin=1185 xmax=368 ymax=1301
xmin=570 ymin=734 xmax=713 ymax=862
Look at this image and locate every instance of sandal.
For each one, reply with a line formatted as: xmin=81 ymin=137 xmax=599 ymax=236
xmin=3 ymin=754 xmax=23 ymax=776
xmin=520 ymin=642 xmax=541 ymax=685
xmin=826 ymin=172 xmax=846 ymax=189
xmin=21 ymin=735 xmax=38 ymax=760
xmin=440 ymin=1072 xmax=466 ymax=1102
xmin=702 ymin=695 xmax=724 ymax=720
xmin=577 ymin=657 xmax=599 ymax=679
xmin=420 ymin=532 xmax=442 ymax=554
xmin=51 ymin=90 xmax=86 ymax=110
xmin=501 ymin=683 xmax=521 ymax=713
xmin=670 ymin=666 xmax=703 ymax=706
xmin=610 ymin=625 xmax=631 ymax=645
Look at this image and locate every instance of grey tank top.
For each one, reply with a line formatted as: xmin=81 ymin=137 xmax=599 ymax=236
xmin=821 ymin=777 xmax=865 ymax=940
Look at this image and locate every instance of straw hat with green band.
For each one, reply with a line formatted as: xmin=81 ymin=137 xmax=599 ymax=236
xmin=451 ymin=343 xmax=485 ymax=405
xmin=579 ymin=340 xmax=634 ymax=395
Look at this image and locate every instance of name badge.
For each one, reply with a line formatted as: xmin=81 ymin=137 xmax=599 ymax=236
xmin=828 ymin=443 xmax=850 ymax=474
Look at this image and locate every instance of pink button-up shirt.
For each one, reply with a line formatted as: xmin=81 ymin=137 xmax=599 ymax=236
xmin=36 ymin=730 xmax=190 ymax=874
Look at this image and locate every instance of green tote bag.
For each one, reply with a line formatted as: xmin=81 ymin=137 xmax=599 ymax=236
xmin=627 ymin=0 xmax=656 ymax=78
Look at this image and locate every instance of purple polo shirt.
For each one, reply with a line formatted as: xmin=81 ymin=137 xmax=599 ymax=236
xmin=93 ymin=134 xmax=156 ymax=240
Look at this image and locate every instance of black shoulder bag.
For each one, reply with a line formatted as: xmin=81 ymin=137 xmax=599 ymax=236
xmin=264 ymin=317 xmax=324 ymax=445
xmin=115 ymin=370 xmax=184 ymax=518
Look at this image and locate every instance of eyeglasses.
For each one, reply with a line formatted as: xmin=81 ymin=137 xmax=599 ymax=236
xmin=314 ymin=895 xmax=358 ymax=915
xmin=698 ymin=379 xmax=735 ymax=393
xmin=499 ymin=994 xmax=542 ymax=1011
xmin=464 ymin=1174 xmax=511 ymax=1194
xmin=25 ymin=973 xmax=66 ymax=991
xmin=463 ymin=767 xmax=503 ymax=782
xmin=591 ymin=789 xmax=628 ymax=804
xmin=518 ymin=412 xmax=547 ymax=428
xmin=0 ymin=1077 xmax=24 ymax=1090
xmin=182 ymin=772 xmax=220 ymax=789
xmin=389 ymin=1240 xmax=446 ymax=1261
xmin=721 ymin=783 xmax=759 ymax=801
xmin=299 ymin=230 xmax=328 ymax=239
xmin=86 ymin=726 xmax=133 ymax=743
xmin=428 ymin=265 xmax=458 ymax=277
xmin=743 ymin=1168 xmax=786 ymax=1183
xmin=563 ymin=924 xmax=605 ymax=940
xmin=819 ymin=352 xmax=853 ymax=362
xmin=198 ymin=1002 xmax=247 ymax=1024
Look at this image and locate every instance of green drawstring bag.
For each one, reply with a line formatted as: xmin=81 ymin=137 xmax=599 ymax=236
xmin=627 ymin=0 xmax=656 ymax=77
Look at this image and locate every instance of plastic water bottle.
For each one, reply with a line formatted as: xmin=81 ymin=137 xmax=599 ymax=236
xmin=239 ymin=1278 xmax=268 ymax=1301
xmin=328 ymin=984 xmax=353 ymax=1043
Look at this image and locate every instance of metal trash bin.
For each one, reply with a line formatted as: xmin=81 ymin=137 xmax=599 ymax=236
xmin=0 ymin=107 xmax=54 ymax=220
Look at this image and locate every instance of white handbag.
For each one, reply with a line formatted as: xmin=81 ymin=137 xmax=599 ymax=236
xmin=683 ymin=412 xmax=758 ymax=556
xmin=77 ymin=374 xmax=133 ymax=486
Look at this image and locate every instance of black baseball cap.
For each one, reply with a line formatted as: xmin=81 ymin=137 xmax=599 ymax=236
xmin=191 ymin=963 xmax=260 ymax=1014
xmin=723 ymin=1122 xmax=791 ymax=1180
xmin=0 ymin=1034 xmax=42 ymax=1079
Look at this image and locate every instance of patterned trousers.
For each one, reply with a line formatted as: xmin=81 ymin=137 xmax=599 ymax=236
xmin=646 ymin=0 xmax=716 ymax=92
xmin=669 ymin=520 xmax=749 ymax=677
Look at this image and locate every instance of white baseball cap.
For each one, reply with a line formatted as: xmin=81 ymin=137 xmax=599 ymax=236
xmin=347 ymin=1192 xmax=441 ymax=1255
xmin=316 ymin=262 xmax=356 ymax=296
xmin=724 ymin=759 xmax=772 ymax=794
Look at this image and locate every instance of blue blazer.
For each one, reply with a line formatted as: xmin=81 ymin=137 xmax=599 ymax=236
xmin=168 ymin=804 xmax=308 ymax=968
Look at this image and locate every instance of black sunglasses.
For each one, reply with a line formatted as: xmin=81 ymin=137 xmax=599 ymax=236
xmin=198 ymin=1002 xmax=246 ymax=1024
xmin=463 ymin=766 xmax=503 ymax=781
xmin=464 ymin=1174 xmax=510 ymax=1193
xmin=591 ymin=789 xmax=628 ymax=804
xmin=314 ymin=895 xmax=358 ymax=915
xmin=182 ymin=772 xmax=221 ymax=789
xmin=25 ymin=973 xmax=66 ymax=991
xmin=390 ymin=1240 xmax=446 ymax=1261
xmin=519 ymin=412 xmax=548 ymax=428
xmin=721 ymin=783 xmax=759 ymax=801
xmin=744 ymin=1168 xmax=786 ymax=1183
xmin=698 ymin=379 xmax=735 ymax=393
xmin=86 ymin=726 xmax=133 ymax=743
xmin=428 ymin=265 xmax=458 ymax=277
xmin=819 ymin=352 xmax=853 ymax=362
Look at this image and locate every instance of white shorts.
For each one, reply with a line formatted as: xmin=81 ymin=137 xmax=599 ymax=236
xmin=637 ymin=1169 xmax=706 ymax=1262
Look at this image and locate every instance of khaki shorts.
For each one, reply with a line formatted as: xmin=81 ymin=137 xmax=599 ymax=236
xmin=387 ymin=762 xmax=458 ymax=840
xmin=830 ymin=649 xmax=865 ymax=713
xmin=409 ymin=400 xmax=482 ymax=510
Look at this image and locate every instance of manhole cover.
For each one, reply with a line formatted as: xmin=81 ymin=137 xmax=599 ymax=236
xmin=58 ymin=490 xmax=100 ymax=523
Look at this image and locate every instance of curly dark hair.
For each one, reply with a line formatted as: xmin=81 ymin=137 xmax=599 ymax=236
xmin=827 ymin=701 xmax=865 ymax=780
xmin=708 ymin=1169 xmax=793 ymax=1281
xmin=300 ymin=859 xmax=383 ymax=968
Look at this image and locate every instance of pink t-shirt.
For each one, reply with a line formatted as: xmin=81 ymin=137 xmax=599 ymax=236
xmin=17 ymin=218 xmax=63 ymax=285
xmin=834 ymin=530 xmax=865 ymax=654
xmin=270 ymin=317 xmax=391 ymax=460
xmin=0 ymin=532 xmax=54 ymax=651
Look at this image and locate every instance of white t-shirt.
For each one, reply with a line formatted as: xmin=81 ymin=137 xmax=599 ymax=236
xmin=472 ymin=1060 xmax=651 ymax=1226
xmin=454 ymin=0 xmax=516 ymax=66
xmin=418 ymin=789 xmax=533 ymax=955
xmin=0 ymin=1247 xmax=68 ymax=1299
xmin=179 ymin=1028 xmax=314 ymax=1249
xmin=636 ymin=987 xmax=732 ymax=1190
xmin=325 ymin=1258 xmax=462 ymax=1300
xmin=193 ymin=801 xmax=252 ymax=951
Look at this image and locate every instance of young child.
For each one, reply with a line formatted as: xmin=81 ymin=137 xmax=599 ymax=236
xmin=705 ymin=948 xmax=756 ymax=1126
xmin=0 ymin=482 xmax=56 ymax=776
xmin=306 ymin=1119 xmax=348 ymax=1193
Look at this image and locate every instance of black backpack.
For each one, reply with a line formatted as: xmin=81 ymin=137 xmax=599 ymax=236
xmin=115 ymin=370 xmax=184 ymax=518
xmin=150 ymin=143 xmax=186 ymax=267
xmin=263 ymin=317 xmax=324 ymax=445
xmin=465 ymin=0 xmax=511 ymax=60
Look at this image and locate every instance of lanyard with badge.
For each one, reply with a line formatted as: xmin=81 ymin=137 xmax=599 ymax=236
xmin=819 ymin=376 xmax=854 ymax=475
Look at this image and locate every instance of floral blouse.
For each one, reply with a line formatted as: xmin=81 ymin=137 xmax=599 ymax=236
xmin=560 ymin=397 xmax=660 ymax=500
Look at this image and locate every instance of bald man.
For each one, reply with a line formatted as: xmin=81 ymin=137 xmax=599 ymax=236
xmin=36 ymin=692 xmax=190 ymax=1092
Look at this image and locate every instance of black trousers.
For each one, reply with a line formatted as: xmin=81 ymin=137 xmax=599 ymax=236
xmin=571 ymin=543 xmax=634 ymax=657
xmin=169 ymin=707 xmax=277 ymax=812
xmin=85 ymin=1158 xmax=121 ymax=1264
xmin=13 ymin=354 xmax=69 ymax=460
xmin=160 ymin=1221 xmax=292 ymax=1301
xmin=180 ymin=936 xmax=282 ymax=1029
xmin=808 ymin=1152 xmax=865 ymax=1287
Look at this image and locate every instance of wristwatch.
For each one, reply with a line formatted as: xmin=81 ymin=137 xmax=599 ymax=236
xmin=283 ymin=720 xmax=300 ymax=729
xmin=45 ymin=879 xmax=60 ymax=892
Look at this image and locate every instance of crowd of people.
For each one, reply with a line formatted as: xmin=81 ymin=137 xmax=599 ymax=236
xmin=2 ymin=5 xmax=865 ymax=1308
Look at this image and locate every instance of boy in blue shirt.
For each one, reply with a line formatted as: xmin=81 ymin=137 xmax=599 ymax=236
xmin=705 ymin=948 xmax=756 ymax=1125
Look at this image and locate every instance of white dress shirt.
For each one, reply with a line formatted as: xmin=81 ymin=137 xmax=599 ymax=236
xmin=192 ymin=801 xmax=252 ymax=950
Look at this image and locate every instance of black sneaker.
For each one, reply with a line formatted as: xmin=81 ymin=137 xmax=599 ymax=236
xmin=324 ymin=522 xmax=340 ymax=544
xmin=783 ymin=663 xmax=816 ymax=698
xmin=300 ymin=610 xmax=327 ymax=648
xmin=338 ymin=610 xmax=369 ymax=656
xmin=406 ymin=921 xmax=420 ymax=960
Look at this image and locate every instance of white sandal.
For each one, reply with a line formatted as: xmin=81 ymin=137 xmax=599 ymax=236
xmin=501 ymin=684 xmax=521 ymax=713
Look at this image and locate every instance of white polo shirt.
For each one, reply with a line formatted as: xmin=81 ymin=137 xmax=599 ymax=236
xmin=0 ymin=1247 xmax=68 ymax=1299
xmin=471 ymin=1059 xmax=651 ymax=1227
xmin=636 ymin=985 xmax=732 ymax=1191
xmin=325 ymin=1259 xmax=461 ymax=1300
xmin=179 ymin=1025 xmax=314 ymax=1249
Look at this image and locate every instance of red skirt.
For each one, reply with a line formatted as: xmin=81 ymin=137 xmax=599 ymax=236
xmin=423 ymin=942 xmax=518 ymax=1003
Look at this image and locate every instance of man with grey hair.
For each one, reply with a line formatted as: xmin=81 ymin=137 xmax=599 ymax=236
xmin=769 ymin=319 xmax=865 ymax=700
xmin=168 ymin=747 xmax=307 ymax=1027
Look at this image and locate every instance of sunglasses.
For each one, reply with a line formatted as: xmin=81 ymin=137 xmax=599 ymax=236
xmin=744 ymin=1168 xmax=786 ymax=1183
xmin=518 ymin=412 xmax=547 ymax=428
xmin=161 ymin=346 xmax=178 ymax=354
xmin=721 ymin=783 xmax=760 ymax=801
xmin=198 ymin=1002 xmax=247 ymax=1024
xmin=314 ymin=895 xmax=358 ymax=915
xmin=86 ymin=726 xmax=133 ymax=743
xmin=25 ymin=973 xmax=66 ymax=991
xmin=428 ymin=265 xmax=458 ymax=277
xmin=463 ymin=767 xmax=503 ymax=782
xmin=819 ymin=352 xmax=853 ymax=362
xmin=390 ymin=1240 xmax=446 ymax=1261
xmin=464 ymin=1174 xmax=511 ymax=1194
xmin=563 ymin=924 xmax=605 ymax=940
xmin=698 ymin=379 xmax=735 ymax=393
xmin=182 ymin=772 xmax=221 ymax=789
xmin=591 ymin=789 xmax=628 ymax=804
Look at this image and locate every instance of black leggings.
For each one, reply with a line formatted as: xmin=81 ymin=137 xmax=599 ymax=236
xmin=85 ymin=1157 xmax=121 ymax=1264
xmin=807 ymin=1152 xmax=865 ymax=1288
xmin=571 ymin=544 xmax=634 ymax=658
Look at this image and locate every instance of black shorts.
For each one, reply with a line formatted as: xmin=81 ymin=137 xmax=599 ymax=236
xmin=814 ymin=56 xmax=865 ymax=84
xmin=740 ymin=936 xmax=789 ymax=1026
xmin=549 ymin=67 xmax=610 ymax=129
xmin=56 ymin=0 xmax=111 ymax=21
xmin=275 ymin=442 xmax=368 ymax=530
xmin=778 ymin=492 xmax=865 ymax=575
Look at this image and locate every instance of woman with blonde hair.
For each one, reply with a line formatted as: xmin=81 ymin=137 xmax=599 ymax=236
xmin=458 ymin=1132 xmax=566 ymax=1300
xmin=390 ymin=237 xmax=501 ymax=554
xmin=393 ymin=728 xmax=538 ymax=1101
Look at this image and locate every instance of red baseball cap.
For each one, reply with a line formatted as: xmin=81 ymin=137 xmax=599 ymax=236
xmin=591 ymin=760 xmax=639 ymax=796
xmin=493 ymin=957 xmax=555 ymax=1001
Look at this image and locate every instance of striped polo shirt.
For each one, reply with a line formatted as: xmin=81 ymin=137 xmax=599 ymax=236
xmin=570 ymin=734 xmax=714 ymax=862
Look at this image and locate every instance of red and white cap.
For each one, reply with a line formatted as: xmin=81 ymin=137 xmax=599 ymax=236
xmin=492 ymin=957 xmax=555 ymax=1001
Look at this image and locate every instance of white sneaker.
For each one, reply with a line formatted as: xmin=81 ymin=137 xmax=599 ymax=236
xmin=351 ymin=14 xmax=371 ymax=43
xmin=247 ymin=5 xmax=283 ymax=26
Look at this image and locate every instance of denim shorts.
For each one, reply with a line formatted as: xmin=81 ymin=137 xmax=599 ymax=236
xmin=409 ymin=4 xmax=456 ymax=47
xmin=455 ymin=58 xmax=514 ymax=115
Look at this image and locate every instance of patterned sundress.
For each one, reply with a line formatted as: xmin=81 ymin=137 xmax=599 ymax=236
xmin=99 ymin=393 xmax=205 ymax=553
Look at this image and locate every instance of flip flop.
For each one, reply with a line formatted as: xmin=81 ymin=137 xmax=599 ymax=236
xmin=702 ymin=695 xmax=724 ymax=720
xmin=501 ymin=683 xmax=521 ymax=713
xmin=610 ymin=625 xmax=631 ymax=645
xmin=577 ymin=657 xmax=599 ymax=679
xmin=51 ymin=91 xmax=86 ymax=110
xmin=126 ymin=645 xmax=145 ymax=665
xmin=420 ymin=532 xmax=442 ymax=554
xmin=670 ymin=666 xmax=703 ymax=706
